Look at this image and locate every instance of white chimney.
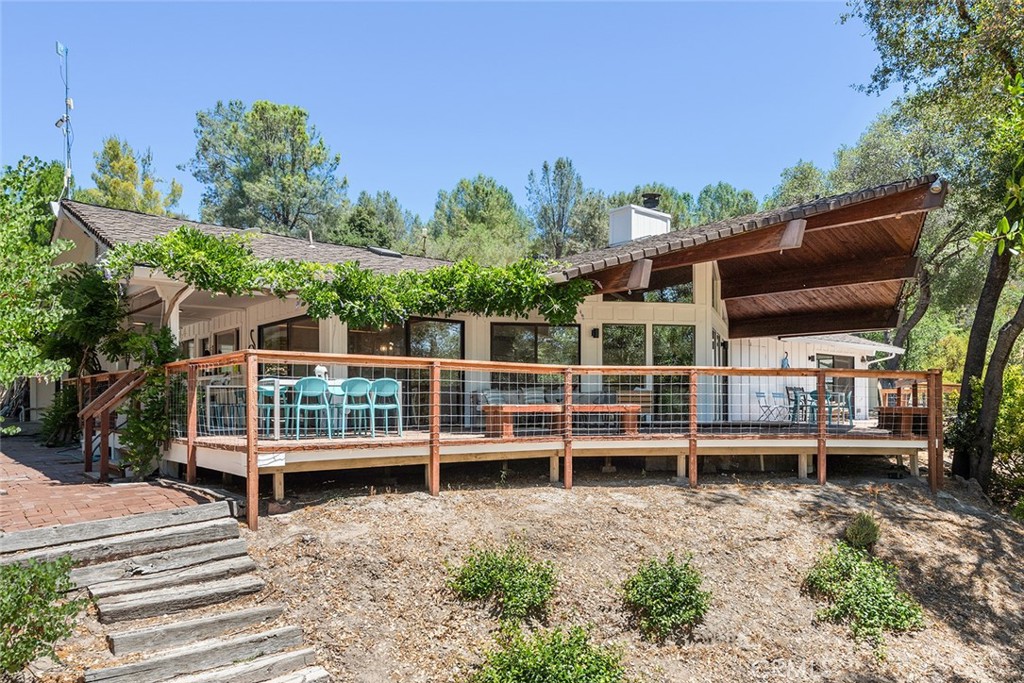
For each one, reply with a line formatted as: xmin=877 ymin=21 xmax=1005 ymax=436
xmin=608 ymin=204 xmax=672 ymax=246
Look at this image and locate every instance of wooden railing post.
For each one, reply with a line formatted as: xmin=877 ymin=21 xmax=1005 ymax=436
xmin=245 ymin=352 xmax=259 ymax=531
xmin=562 ymin=367 xmax=573 ymax=490
xmin=816 ymin=370 xmax=827 ymax=485
xmin=688 ymin=370 xmax=698 ymax=487
xmin=186 ymin=363 xmax=198 ymax=484
xmin=99 ymin=410 xmax=110 ymax=483
xmin=928 ymin=368 xmax=943 ymax=493
xmin=428 ymin=361 xmax=441 ymax=496
xmin=83 ymin=414 xmax=93 ymax=473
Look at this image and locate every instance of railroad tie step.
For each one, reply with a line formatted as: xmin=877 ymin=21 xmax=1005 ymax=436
xmin=95 ymin=573 xmax=266 ymax=623
xmin=107 ymin=604 xmax=286 ymax=656
xmin=72 ymin=538 xmax=249 ymax=589
xmin=82 ymin=625 xmax=304 ymax=683
xmin=263 ymin=666 xmax=331 ymax=683
xmin=89 ymin=555 xmax=257 ymax=600
xmin=160 ymin=648 xmax=318 ymax=683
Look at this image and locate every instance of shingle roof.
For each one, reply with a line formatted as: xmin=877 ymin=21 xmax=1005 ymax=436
xmin=550 ymin=175 xmax=940 ymax=282
xmin=60 ymin=200 xmax=447 ymax=275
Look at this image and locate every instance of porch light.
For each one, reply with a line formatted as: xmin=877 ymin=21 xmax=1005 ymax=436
xmin=808 ymin=355 xmax=816 ymax=362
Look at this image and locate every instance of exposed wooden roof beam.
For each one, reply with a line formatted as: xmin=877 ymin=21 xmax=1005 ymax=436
xmin=721 ymin=256 xmax=919 ymax=301
xmin=646 ymin=219 xmax=807 ymax=273
xmin=588 ymin=258 xmax=653 ymax=294
xmin=804 ymin=181 xmax=946 ymax=232
xmin=728 ymin=308 xmax=899 ymax=339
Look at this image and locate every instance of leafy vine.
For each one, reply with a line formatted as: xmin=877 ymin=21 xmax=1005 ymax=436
xmin=104 ymin=227 xmax=593 ymax=328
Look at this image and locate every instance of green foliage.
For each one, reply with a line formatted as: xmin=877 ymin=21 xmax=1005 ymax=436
xmin=693 ymin=181 xmax=759 ymax=223
xmin=527 ymin=157 xmax=596 ymax=259
xmin=607 ymin=183 xmax=697 ymax=228
xmin=430 ymin=175 xmax=532 ymax=265
xmin=0 ymin=557 xmax=83 ymax=675
xmin=40 ymin=385 xmax=81 ymax=447
xmin=74 ymin=136 xmax=182 ymax=215
xmin=844 ymin=512 xmax=881 ymax=550
xmin=0 ymin=166 xmax=72 ymax=387
xmin=764 ymin=160 xmax=830 ymax=209
xmin=987 ymin=364 xmax=1024 ymax=507
xmin=0 ymin=156 xmax=64 ymax=245
xmin=43 ymin=265 xmax=127 ymax=378
xmin=469 ymin=626 xmax=628 ymax=683
xmin=185 ymin=100 xmax=348 ymax=238
xmin=326 ymin=190 xmax=412 ymax=249
xmin=103 ymin=226 xmax=592 ymax=329
xmin=803 ymin=542 xmax=923 ymax=654
xmin=621 ymin=553 xmax=711 ymax=641
xmin=447 ymin=542 xmax=557 ymax=624
xmin=116 ymin=326 xmax=180 ymax=478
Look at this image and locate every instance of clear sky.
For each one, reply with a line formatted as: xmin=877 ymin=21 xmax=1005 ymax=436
xmin=1 ymin=1 xmax=897 ymax=222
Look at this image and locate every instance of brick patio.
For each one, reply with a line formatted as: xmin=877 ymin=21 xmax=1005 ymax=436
xmin=0 ymin=436 xmax=212 ymax=532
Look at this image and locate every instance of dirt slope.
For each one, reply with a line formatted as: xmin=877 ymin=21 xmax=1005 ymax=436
xmin=246 ymin=471 xmax=1023 ymax=683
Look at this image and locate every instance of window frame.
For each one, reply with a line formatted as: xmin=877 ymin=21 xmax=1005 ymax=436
xmin=258 ymin=314 xmax=320 ymax=353
xmin=489 ymin=322 xmax=581 ymax=365
xmin=212 ymin=328 xmax=240 ymax=355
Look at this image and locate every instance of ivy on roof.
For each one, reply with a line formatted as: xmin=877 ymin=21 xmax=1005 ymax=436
xmin=104 ymin=226 xmax=592 ymax=329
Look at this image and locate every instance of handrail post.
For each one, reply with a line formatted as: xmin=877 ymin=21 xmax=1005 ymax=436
xmin=83 ymin=413 xmax=93 ymax=473
xmin=928 ymin=369 xmax=943 ymax=493
xmin=688 ymin=370 xmax=698 ymax=487
xmin=428 ymin=361 xmax=441 ymax=496
xmin=186 ymin=363 xmax=198 ymax=484
xmin=562 ymin=367 xmax=573 ymax=490
xmin=99 ymin=409 xmax=110 ymax=483
xmin=245 ymin=352 xmax=259 ymax=531
xmin=816 ymin=370 xmax=827 ymax=485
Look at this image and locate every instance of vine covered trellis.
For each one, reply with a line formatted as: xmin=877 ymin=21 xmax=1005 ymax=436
xmin=104 ymin=227 xmax=594 ymax=329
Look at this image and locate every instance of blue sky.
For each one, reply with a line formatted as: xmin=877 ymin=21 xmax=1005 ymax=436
xmin=1 ymin=2 xmax=896 ymax=222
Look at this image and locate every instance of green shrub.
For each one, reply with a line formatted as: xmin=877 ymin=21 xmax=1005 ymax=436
xmin=0 ymin=557 xmax=83 ymax=675
xmin=622 ymin=553 xmax=711 ymax=641
xmin=803 ymin=542 xmax=923 ymax=654
xmin=40 ymin=385 xmax=80 ymax=447
xmin=845 ymin=512 xmax=881 ymax=550
xmin=447 ymin=542 xmax=556 ymax=624
xmin=469 ymin=626 xmax=628 ymax=683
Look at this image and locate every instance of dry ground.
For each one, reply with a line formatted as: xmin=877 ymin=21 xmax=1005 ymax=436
xmin=242 ymin=462 xmax=1024 ymax=683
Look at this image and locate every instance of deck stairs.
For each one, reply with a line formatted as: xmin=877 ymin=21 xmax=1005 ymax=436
xmin=0 ymin=502 xmax=328 ymax=682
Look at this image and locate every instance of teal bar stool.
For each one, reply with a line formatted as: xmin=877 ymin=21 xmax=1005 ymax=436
xmin=284 ymin=377 xmax=332 ymax=439
xmin=331 ymin=378 xmax=372 ymax=437
xmin=370 ymin=378 xmax=402 ymax=436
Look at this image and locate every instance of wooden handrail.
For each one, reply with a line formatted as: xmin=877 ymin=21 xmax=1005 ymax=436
xmin=78 ymin=370 xmax=145 ymax=419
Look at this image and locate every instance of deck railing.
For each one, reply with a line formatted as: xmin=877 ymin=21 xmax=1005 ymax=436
xmin=154 ymin=350 xmax=945 ymax=529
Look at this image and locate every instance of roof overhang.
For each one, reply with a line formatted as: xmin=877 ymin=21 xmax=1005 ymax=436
xmin=552 ymin=176 xmax=947 ymax=339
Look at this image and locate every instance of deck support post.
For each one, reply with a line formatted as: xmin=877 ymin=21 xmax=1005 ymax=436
xmin=272 ymin=471 xmax=285 ymax=502
xmin=99 ymin=410 xmax=110 ymax=483
xmin=186 ymin=363 xmax=198 ymax=484
xmin=245 ymin=352 xmax=259 ymax=531
xmin=816 ymin=371 xmax=827 ymax=485
xmin=797 ymin=452 xmax=808 ymax=479
xmin=687 ymin=370 xmax=698 ymax=488
xmin=428 ymin=361 xmax=441 ymax=496
xmin=675 ymin=452 xmax=687 ymax=480
xmin=562 ymin=368 xmax=573 ymax=490
xmin=549 ymin=454 xmax=559 ymax=483
xmin=83 ymin=414 xmax=93 ymax=473
xmin=909 ymin=451 xmax=920 ymax=479
xmin=927 ymin=368 xmax=943 ymax=493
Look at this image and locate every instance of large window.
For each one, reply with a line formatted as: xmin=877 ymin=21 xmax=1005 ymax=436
xmin=817 ymin=353 xmax=855 ymax=405
xmin=602 ymin=324 xmax=645 ymax=366
xmin=653 ymin=325 xmax=695 ymax=366
xmin=348 ymin=319 xmax=464 ymax=359
xmin=259 ymin=315 xmax=319 ymax=353
xmin=491 ymin=324 xmax=579 ymax=365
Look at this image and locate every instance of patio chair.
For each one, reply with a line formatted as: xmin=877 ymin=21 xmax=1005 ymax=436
xmin=284 ymin=377 xmax=332 ymax=439
xmin=370 ymin=378 xmax=402 ymax=436
xmin=771 ymin=392 xmax=788 ymax=420
xmin=756 ymin=391 xmax=780 ymax=421
xmin=257 ymin=379 xmax=289 ymax=436
xmin=330 ymin=377 xmax=372 ymax=437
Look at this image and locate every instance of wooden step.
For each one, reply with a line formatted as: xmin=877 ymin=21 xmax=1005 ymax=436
xmin=73 ymin=538 xmax=249 ymax=589
xmin=3 ymin=517 xmax=240 ymax=567
xmin=96 ymin=574 xmax=266 ymax=623
xmin=90 ymin=555 xmax=257 ymax=600
xmin=83 ymin=626 xmax=304 ymax=682
xmin=0 ymin=502 xmax=231 ymax=555
xmin=264 ymin=666 xmax=331 ymax=683
xmin=107 ymin=605 xmax=285 ymax=656
xmin=161 ymin=648 xmax=317 ymax=683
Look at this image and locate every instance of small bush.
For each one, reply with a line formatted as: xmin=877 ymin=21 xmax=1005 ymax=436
xmin=622 ymin=553 xmax=711 ymax=641
xmin=803 ymin=542 xmax=923 ymax=654
xmin=0 ymin=557 xmax=84 ymax=675
xmin=469 ymin=626 xmax=628 ymax=683
xmin=447 ymin=542 xmax=556 ymax=624
xmin=40 ymin=385 xmax=80 ymax=447
xmin=845 ymin=512 xmax=881 ymax=550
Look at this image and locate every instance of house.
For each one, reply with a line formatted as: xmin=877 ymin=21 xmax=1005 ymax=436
xmin=47 ymin=175 xmax=947 ymax=529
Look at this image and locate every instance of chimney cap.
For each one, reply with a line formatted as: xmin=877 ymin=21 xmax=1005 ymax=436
xmin=641 ymin=192 xmax=661 ymax=209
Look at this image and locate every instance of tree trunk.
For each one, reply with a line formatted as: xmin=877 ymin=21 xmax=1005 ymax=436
xmin=952 ymin=247 xmax=1013 ymax=478
xmin=973 ymin=295 xmax=1024 ymax=488
xmin=884 ymin=269 xmax=932 ymax=372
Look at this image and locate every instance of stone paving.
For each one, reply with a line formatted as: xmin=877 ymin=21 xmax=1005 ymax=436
xmin=0 ymin=436 xmax=211 ymax=532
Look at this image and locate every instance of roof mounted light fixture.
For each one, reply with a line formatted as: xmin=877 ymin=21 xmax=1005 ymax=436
xmin=930 ymin=178 xmax=944 ymax=194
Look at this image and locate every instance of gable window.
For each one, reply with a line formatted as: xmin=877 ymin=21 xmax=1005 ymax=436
xmin=490 ymin=323 xmax=579 ymax=365
xmin=602 ymin=265 xmax=694 ymax=304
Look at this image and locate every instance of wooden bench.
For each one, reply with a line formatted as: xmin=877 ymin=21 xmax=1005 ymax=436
xmin=481 ymin=404 xmax=641 ymax=438
xmin=877 ymin=406 xmax=929 ymax=436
